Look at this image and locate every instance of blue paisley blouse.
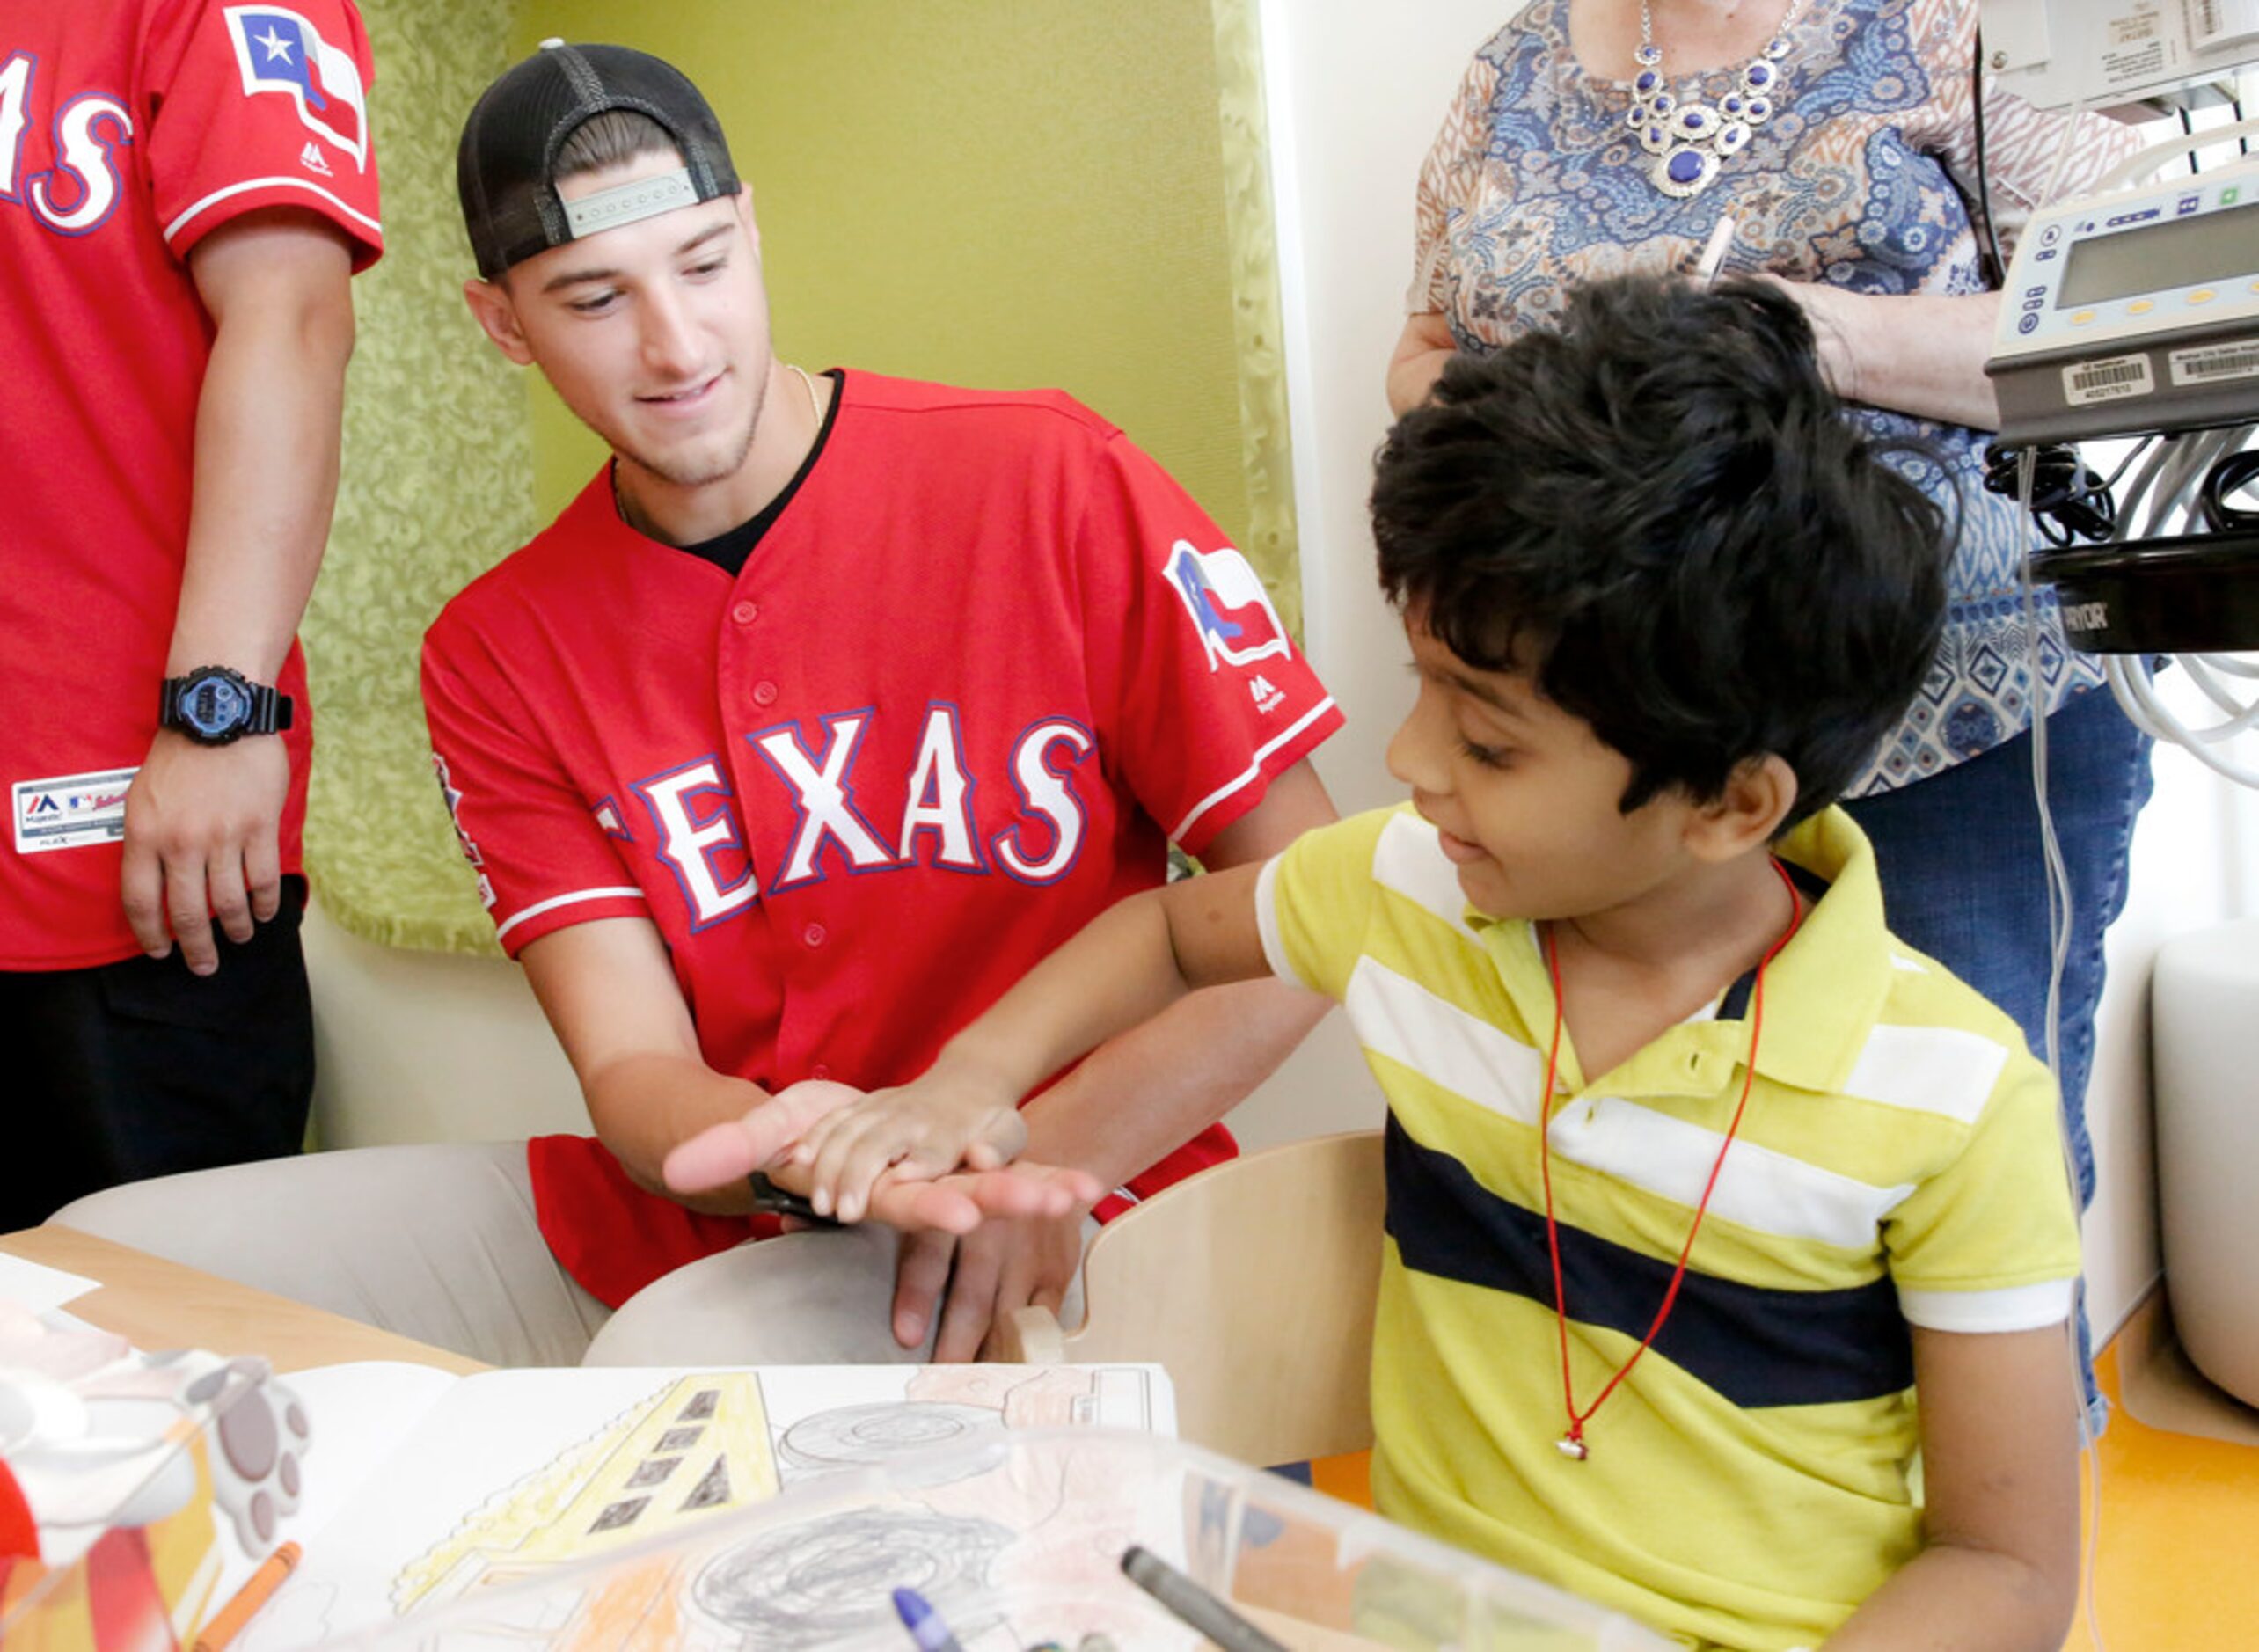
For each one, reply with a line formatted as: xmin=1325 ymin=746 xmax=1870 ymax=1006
xmin=1410 ymin=0 xmax=2144 ymax=793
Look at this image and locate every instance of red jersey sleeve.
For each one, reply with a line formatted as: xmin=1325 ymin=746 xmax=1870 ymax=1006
xmin=143 ymin=0 xmax=383 ymax=267
xmin=420 ymin=627 xmax=651 ymax=957
xmin=1078 ymin=433 xmax=1343 ymax=859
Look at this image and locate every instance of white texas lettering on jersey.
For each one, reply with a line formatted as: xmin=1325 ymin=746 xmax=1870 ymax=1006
xmin=634 ymin=757 xmax=757 ymax=928
xmin=0 ymin=55 xmax=133 ymax=236
xmin=750 ymin=713 xmax=894 ymax=891
xmin=898 ymin=704 xmax=983 ymax=871
xmin=993 ymin=720 xmax=1094 ymax=884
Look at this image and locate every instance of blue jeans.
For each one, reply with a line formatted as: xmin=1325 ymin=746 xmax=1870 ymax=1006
xmin=1845 ymin=685 xmax=2155 ymax=1429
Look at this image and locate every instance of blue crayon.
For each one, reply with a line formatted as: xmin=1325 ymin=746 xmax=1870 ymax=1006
xmin=891 ymin=1586 xmax=968 ymax=1652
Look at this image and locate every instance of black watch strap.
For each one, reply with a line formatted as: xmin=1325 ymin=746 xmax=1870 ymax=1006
xmin=158 ymin=667 xmax=295 ymax=743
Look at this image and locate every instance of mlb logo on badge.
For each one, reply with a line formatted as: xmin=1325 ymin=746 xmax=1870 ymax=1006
xmin=223 ymin=4 xmax=369 ymax=171
xmin=1165 ymin=540 xmax=1291 ymax=672
xmin=13 ymin=767 xmax=138 ymax=854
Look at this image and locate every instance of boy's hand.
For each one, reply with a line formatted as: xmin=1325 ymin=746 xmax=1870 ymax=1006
xmin=794 ymin=1067 xmax=1030 ymax=1223
xmin=662 ymin=1078 xmax=866 ymax=1193
xmin=661 ymin=1078 xmax=1100 ymax=1230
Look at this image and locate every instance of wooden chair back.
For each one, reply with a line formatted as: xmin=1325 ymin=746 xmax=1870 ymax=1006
xmin=987 ymin=1129 xmax=1385 ymax=1466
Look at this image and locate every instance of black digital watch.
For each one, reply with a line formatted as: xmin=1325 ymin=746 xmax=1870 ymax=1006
xmin=158 ymin=665 xmax=294 ymax=746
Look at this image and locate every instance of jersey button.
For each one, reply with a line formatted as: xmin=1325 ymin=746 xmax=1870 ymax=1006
xmin=811 ymin=1064 xmax=832 ymax=1080
xmin=731 ymin=601 xmax=760 ymax=625
xmin=753 ymin=681 xmax=779 ymax=706
xmin=803 ymin=922 xmax=827 ymax=947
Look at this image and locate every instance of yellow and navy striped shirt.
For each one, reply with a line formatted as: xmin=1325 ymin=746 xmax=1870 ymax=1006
xmin=1254 ymin=804 xmax=2080 ymax=1651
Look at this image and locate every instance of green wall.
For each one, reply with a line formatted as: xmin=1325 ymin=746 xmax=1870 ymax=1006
xmin=514 ymin=2 xmax=1260 ymax=558
xmin=303 ymin=0 xmax=535 ymax=952
xmin=307 ymin=0 xmax=1293 ymax=952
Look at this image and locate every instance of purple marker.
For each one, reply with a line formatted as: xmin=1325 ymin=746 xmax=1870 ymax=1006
xmin=891 ymin=1586 xmax=967 ymax=1652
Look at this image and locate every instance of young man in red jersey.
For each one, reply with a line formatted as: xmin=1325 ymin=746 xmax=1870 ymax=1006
xmin=0 ymin=0 xmax=382 ymax=1228
xmin=56 ymin=42 xmax=1341 ymax=1368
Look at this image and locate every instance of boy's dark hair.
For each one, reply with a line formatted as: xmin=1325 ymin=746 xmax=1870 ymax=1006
xmin=1371 ymin=274 xmax=1949 ymax=829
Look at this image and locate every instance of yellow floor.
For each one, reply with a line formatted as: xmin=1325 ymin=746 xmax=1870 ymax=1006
xmin=2063 ymin=1334 xmax=2259 ymax=1650
xmin=1305 ymin=1316 xmax=2259 ymax=1649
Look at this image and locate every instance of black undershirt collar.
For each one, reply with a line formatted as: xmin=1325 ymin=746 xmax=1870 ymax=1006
xmin=643 ymin=368 xmax=844 ymax=579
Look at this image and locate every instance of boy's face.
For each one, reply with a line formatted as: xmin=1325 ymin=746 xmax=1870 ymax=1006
xmin=465 ymin=149 xmax=774 ymax=501
xmin=1386 ymin=611 xmax=1701 ymax=921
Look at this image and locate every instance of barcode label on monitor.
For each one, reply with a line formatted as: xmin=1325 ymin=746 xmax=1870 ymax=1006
xmin=2170 ymin=340 xmax=2259 ymax=384
xmin=2063 ymin=355 xmax=2154 ymax=405
xmin=2189 ymin=0 xmax=2259 ymax=49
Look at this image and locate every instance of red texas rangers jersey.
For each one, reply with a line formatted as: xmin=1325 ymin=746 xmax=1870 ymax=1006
xmin=422 ymin=373 xmax=1344 ymax=1306
xmin=0 ymin=0 xmax=382 ymax=969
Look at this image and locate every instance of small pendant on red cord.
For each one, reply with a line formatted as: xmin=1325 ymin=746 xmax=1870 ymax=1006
xmin=1555 ymin=1429 xmax=1590 ymax=1461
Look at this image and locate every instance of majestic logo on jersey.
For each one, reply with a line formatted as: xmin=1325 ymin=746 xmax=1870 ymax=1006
xmin=223 ymin=6 xmax=369 ymax=172
xmin=298 ymin=140 xmax=331 ymax=176
xmin=1165 ymin=540 xmax=1290 ymax=673
xmin=0 ymin=54 xmax=133 ymax=236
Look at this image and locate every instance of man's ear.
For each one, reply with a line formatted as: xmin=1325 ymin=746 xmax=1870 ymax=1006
xmin=1684 ymin=753 xmax=1799 ymax=863
xmin=735 ymin=184 xmax=760 ymax=259
xmin=464 ymin=275 xmax=534 ymax=366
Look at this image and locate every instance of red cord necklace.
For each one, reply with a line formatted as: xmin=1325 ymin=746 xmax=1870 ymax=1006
xmin=1537 ymin=856 xmax=1802 ymax=1461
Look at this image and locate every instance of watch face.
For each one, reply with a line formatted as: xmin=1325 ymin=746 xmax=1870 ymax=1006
xmin=181 ymin=673 xmax=250 ymax=737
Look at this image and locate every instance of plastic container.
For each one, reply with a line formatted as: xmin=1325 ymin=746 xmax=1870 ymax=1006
xmin=1 ymin=1331 xmax=309 ymax=1652
xmin=335 ymin=1428 xmax=1670 ymax=1650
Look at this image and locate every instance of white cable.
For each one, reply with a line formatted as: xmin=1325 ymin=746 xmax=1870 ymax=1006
xmin=2017 ymin=87 xmax=2107 ymax=1652
xmin=2106 ymin=654 xmax=2259 ymax=785
xmin=2085 ymin=118 xmax=2259 ymax=193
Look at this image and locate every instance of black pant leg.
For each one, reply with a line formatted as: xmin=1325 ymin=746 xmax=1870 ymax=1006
xmin=4 ymin=878 xmax=314 ymax=1228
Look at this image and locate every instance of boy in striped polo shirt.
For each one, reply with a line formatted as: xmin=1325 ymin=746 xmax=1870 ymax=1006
xmin=673 ymin=274 xmax=2085 ymax=1652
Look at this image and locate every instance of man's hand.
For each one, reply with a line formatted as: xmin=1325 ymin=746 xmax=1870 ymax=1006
xmin=892 ymin=1170 xmax=1093 ymax=1361
xmin=121 ymin=729 xmax=289 ymax=974
xmin=662 ymin=1079 xmax=1099 ymax=1230
xmin=666 ymin=1073 xmax=1035 ymax=1224
xmin=793 ymin=1065 xmax=1031 ymax=1222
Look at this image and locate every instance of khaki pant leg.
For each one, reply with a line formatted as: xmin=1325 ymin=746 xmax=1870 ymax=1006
xmin=581 ymin=1217 xmax=1096 ymax=1366
xmin=48 ymin=1142 xmax=608 ymax=1369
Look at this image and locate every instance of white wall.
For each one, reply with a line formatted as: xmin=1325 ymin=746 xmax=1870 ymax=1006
xmin=1217 ymin=0 xmax=1505 ymax=1154
xmin=303 ymin=899 xmax=582 ymax=1150
xmin=1238 ymin=0 xmax=2259 ymax=1352
xmin=2084 ymin=684 xmax=2259 ymax=1335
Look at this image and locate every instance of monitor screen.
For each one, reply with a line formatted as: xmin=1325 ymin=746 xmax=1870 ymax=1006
xmin=2057 ymin=201 xmax=2259 ymax=309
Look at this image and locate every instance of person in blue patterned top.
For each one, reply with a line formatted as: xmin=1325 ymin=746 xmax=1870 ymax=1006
xmin=1390 ymin=0 xmax=2153 ymax=1425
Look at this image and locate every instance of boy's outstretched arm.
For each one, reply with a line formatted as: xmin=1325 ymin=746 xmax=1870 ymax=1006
xmin=784 ymin=860 xmax=1276 ymax=1222
xmin=1817 ymin=1323 xmax=2080 ymax=1650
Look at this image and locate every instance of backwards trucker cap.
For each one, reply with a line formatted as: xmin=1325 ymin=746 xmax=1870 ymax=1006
xmin=457 ymin=40 xmax=740 ymax=280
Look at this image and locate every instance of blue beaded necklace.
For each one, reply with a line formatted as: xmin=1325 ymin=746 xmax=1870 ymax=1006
xmin=1626 ymin=0 xmax=1802 ymax=199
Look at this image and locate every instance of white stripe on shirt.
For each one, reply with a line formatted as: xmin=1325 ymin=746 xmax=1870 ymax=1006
xmin=1344 ymin=955 xmax=1916 ymax=1250
xmin=493 ymin=886 xmax=647 ymax=942
xmin=1167 ymin=696 xmax=1338 ymax=844
xmin=1841 ymin=1022 xmax=2012 ymax=1127
xmin=1898 ymin=1279 xmax=2074 ymax=1334
xmin=164 ymin=177 xmax=382 ymax=245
